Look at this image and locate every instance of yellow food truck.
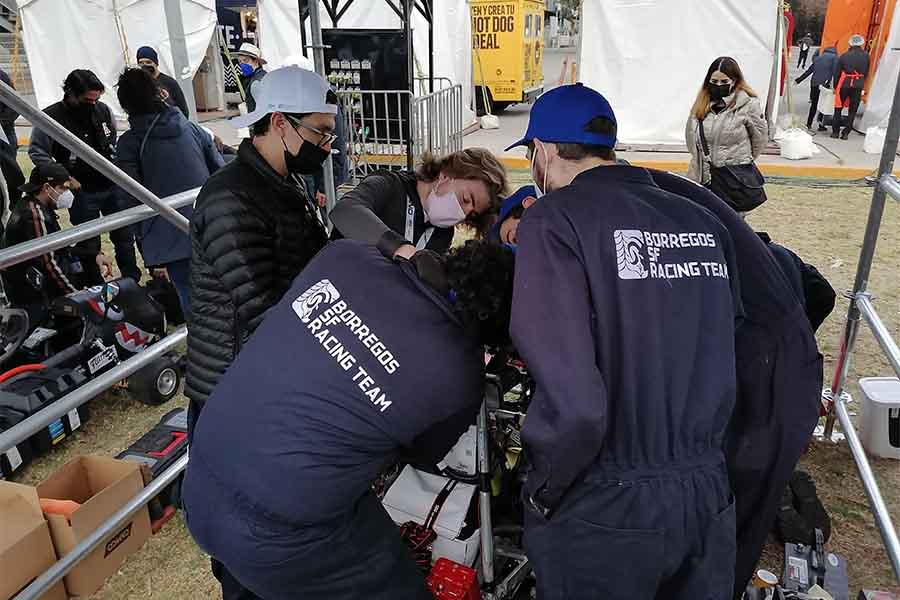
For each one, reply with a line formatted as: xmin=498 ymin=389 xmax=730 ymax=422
xmin=471 ymin=0 xmax=545 ymax=114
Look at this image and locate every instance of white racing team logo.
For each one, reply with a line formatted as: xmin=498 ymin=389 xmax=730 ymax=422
xmin=293 ymin=279 xmax=341 ymax=323
xmin=614 ymin=230 xmax=648 ymax=280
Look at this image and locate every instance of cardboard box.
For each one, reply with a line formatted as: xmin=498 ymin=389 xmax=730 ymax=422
xmin=0 ymin=481 xmax=66 ymax=600
xmin=36 ymin=456 xmax=151 ymax=597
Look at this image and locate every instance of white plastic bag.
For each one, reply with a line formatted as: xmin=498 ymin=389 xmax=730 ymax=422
xmin=817 ymin=86 xmax=835 ymax=117
xmin=237 ymin=102 xmax=250 ymax=139
xmin=480 ymin=114 xmax=500 ymax=130
xmin=779 ymin=128 xmax=815 ymax=160
xmin=864 ymin=126 xmax=887 ymax=154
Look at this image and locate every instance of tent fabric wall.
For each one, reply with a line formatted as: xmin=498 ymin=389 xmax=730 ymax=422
xmin=18 ymin=0 xmax=218 ymax=119
xmin=579 ymin=0 xmax=779 ymax=146
xmin=863 ymin=0 xmax=900 ymax=128
xmin=257 ymin=0 xmax=475 ymax=126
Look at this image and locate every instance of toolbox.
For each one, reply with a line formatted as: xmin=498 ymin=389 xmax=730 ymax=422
xmin=116 ymin=408 xmax=188 ymax=530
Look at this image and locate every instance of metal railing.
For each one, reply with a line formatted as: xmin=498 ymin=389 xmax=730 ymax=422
xmin=0 ymin=327 xmax=187 ymax=455
xmin=0 ymin=80 xmax=190 ymax=232
xmin=0 ymin=189 xmax=197 ymax=270
xmin=337 ymin=89 xmax=416 ymax=179
xmin=411 ymin=84 xmax=464 ymax=159
xmin=823 ymin=58 xmax=900 ymax=582
xmin=0 ymin=71 xmax=196 ymax=600
xmin=336 ymin=84 xmax=464 ymax=182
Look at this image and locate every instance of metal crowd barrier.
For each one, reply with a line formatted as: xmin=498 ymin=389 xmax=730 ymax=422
xmin=337 ymin=89 xmax=416 ymax=179
xmin=823 ymin=63 xmax=900 ymax=581
xmin=411 ymin=84 xmax=464 ymax=159
xmin=337 ymin=84 xmax=464 ymax=182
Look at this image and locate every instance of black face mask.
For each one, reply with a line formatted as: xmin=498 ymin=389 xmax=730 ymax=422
xmin=708 ymin=83 xmax=733 ymax=100
xmin=282 ymin=136 xmax=330 ymax=176
xmin=140 ymin=64 xmax=157 ymax=76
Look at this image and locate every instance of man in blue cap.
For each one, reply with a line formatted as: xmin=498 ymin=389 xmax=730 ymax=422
xmin=136 ymin=46 xmax=190 ymax=118
xmin=509 ymin=83 xmax=742 ymax=599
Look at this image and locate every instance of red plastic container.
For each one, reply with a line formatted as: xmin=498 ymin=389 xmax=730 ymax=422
xmin=427 ymin=558 xmax=479 ymax=600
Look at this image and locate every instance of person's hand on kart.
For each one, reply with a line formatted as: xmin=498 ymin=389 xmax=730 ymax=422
xmin=152 ymin=267 xmax=170 ymax=282
xmin=96 ymin=253 xmax=114 ymax=279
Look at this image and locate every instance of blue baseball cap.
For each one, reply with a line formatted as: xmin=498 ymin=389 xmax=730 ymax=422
xmin=505 ymin=83 xmax=617 ymax=151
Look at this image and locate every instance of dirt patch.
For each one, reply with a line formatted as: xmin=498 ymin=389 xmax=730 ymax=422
xmin=11 ymin=174 xmax=900 ymax=597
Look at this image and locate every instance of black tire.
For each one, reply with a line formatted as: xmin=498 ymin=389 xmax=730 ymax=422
xmin=130 ymin=355 xmax=181 ymax=406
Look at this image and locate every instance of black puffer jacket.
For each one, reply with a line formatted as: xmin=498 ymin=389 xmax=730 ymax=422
xmin=185 ymin=140 xmax=328 ymax=413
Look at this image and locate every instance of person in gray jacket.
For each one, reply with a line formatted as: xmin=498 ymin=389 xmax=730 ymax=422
xmin=796 ymin=46 xmax=838 ymax=131
xmin=686 ymin=57 xmax=768 ymax=206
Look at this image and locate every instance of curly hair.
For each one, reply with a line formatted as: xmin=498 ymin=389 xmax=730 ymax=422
xmin=445 ymin=240 xmax=516 ymax=348
xmin=417 ymin=148 xmax=509 ymax=237
xmin=116 ymin=68 xmax=167 ymax=116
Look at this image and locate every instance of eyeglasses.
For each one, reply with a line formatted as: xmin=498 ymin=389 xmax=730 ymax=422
xmin=285 ymin=115 xmax=337 ymax=147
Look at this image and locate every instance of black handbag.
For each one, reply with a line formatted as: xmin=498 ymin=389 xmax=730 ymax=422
xmin=698 ymin=116 xmax=767 ymax=212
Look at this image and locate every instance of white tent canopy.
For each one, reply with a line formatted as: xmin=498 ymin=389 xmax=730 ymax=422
xmin=18 ymin=0 xmax=218 ymax=119
xmin=862 ymin=1 xmax=900 ymax=130
xmin=579 ymin=0 xmax=780 ymax=146
xmin=257 ymin=0 xmax=475 ymax=125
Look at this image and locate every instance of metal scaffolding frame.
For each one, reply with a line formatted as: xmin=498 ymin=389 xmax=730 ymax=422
xmin=822 ymin=49 xmax=900 ymax=581
xmin=0 ymin=73 xmax=194 ymax=600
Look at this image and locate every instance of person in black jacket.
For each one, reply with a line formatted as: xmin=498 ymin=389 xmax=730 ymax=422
xmin=183 ymin=239 xmax=515 ymax=600
xmin=833 ymin=35 xmax=871 ymax=139
xmin=758 ymin=232 xmax=836 ymax=332
xmin=185 ymin=65 xmax=336 ymax=600
xmin=28 ymin=69 xmax=140 ymax=285
xmin=797 ymin=34 xmax=815 ymax=68
xmin=510 ymin=85 xmax=741 ymax=600
xmin=115 ymin=68 xmax=223 ymax=312
xmin=795 ymin=46 xmax=838 ymax=131
xmin=135 ymin=46 xmax=190 ymax=119
xmin=2 ymin=163 xmax=112 ymax=323
xmin=646 ymin=171 xmax=822 ymax=598
xmin=330 ymin=148 xmax=508 ymax=259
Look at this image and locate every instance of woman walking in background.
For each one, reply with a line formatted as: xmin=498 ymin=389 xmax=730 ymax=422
xmin=686 ymin=56 xmax=768 ymax=213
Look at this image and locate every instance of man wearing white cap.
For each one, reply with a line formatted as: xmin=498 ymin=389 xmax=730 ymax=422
xmin=184 ymin=65 xmax=337 ymax=599
xmin=234 ymin=42 xmax=268 ymax=113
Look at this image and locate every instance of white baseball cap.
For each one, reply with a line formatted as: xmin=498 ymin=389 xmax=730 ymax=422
xmin=849 ymin=34 xmax=865 ymax=47
xmin=230 ymin=65 xmax=337 ymax=129
xmin=234 ymin=42 xmax=266 ymax=64
xmin=281 ymin=54 xmax=315 ymax=71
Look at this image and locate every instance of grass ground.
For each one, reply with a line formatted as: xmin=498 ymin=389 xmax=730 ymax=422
xmin=9 ymin=166 xmax=900 ymax=597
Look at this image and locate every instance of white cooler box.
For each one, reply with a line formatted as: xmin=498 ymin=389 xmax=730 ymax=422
xmin=382 ymin=466 xmax=480 ymax=567
xmin=859 ymin=377 xmax=900 ymax=459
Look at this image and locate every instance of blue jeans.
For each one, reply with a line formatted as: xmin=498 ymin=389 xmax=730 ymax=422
xmin=165 ymin=258 xmax=190 ymax=314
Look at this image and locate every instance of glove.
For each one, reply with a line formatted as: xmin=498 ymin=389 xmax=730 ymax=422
xmin=408 ymin=250 xmax=449 ymax=297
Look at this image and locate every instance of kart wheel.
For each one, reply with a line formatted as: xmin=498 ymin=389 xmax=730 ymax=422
xmin=131 ymin=356 xmax=181 ymax=406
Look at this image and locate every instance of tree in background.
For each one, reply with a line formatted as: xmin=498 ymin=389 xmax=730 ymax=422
xmin=791 ymin=0 xmax=829 ymax=45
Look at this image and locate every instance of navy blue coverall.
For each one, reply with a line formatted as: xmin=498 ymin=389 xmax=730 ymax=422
xmin=511 ymin=165 xmax=742 ymax=599
xmin=648 ymin=171 xmax=822 ymax=597
xmin=182 ymin=240 xmax=484 ymax=600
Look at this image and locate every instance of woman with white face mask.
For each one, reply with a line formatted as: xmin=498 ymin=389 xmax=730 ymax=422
xmin=1 ymin=162 xmax=113 ymax=320
xmin=330 ymin=148 xmax=508 ymax=259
